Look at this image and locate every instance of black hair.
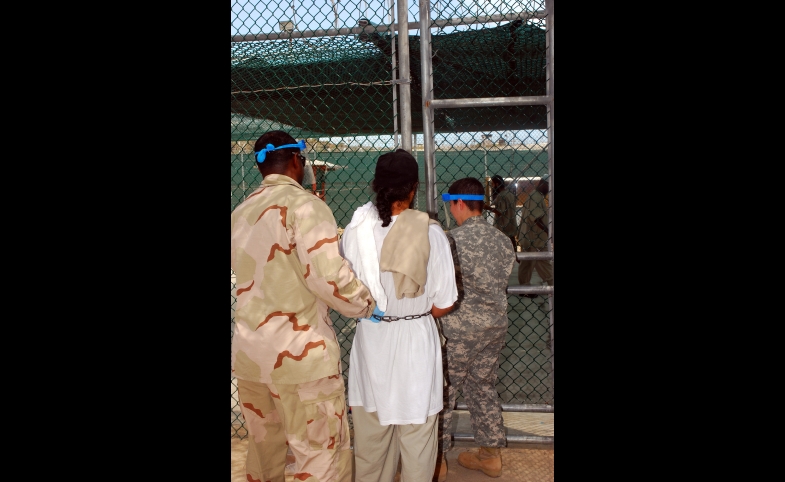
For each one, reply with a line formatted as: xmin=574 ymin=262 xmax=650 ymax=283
xmin=253 ymin=130 xmax=300 ymax=174
xmin=448 ymin=177 xmax=485 ymax=211
xmin=371 ymin=179 xmax=419 ymax=227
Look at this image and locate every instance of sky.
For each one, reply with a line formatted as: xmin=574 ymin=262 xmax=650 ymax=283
xmin=231 ymin=0 xmax=545 ymax=37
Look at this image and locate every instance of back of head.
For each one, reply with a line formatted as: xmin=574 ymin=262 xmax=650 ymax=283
xmin=253 ymin=130 xmax=300 ymax=174
xmin=448 ymin=177 xmax=485 ymax=212
xmin=491 ymin=174 xmax=505 ymax=188
xmin=371 ymin=149 xmax=420 ymax=227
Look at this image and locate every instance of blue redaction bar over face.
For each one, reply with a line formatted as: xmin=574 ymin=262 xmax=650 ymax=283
xmin=441 ymin=194 xmax=485 ymax=201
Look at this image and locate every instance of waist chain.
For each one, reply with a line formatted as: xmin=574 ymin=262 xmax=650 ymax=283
xmin=366 ymin=310 xmax=432 ymax=322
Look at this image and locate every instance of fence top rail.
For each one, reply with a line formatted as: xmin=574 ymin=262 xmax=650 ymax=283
xmin=231 ymin=11 xmax=547 ymax=43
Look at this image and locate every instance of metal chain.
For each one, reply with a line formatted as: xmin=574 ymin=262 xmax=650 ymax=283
xmin=371 ymin=310 xmax=432 ymax=322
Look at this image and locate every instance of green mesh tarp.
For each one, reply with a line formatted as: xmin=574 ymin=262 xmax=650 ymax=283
xmin=231 ymin=21 xmax=546 ymax=135
xmin=231 ymin=114 xmax=329 ymax=142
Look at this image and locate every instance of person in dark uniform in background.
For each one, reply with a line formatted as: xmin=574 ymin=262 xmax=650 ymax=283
xmin=484 ymin=174 xmax=518 ymax=251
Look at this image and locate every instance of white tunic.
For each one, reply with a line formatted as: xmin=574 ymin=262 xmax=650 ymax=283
xmin=342 ymin=215 xmax=458 ymax=425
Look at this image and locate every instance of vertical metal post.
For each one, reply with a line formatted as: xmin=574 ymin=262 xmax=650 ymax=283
xmin=397 ymin=0 xmax=412 ymax=152
xmin=545 ymin=0 xmax=555 ymax=387
xmin=419 ymin=0 xmax=437 ymax=218
xmin=389 ymin=0 xmax=399 ymax=148
xmin=241 ymin=153 xmax=246 ymax=193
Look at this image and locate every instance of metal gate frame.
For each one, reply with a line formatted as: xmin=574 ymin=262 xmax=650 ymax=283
xmin=414 ymin=0 xmax=554 ymax=444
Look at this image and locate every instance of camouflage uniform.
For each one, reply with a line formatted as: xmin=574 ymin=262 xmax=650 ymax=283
xmin=231 ymin=174 xmax=376 ymax=482
xmin=517 ymin=189 xmax=553 ymax=286
xmin=438 ymin=215 xmax=515 ymax=453
xmin=492 ymin=188 xmax=518 ymax=250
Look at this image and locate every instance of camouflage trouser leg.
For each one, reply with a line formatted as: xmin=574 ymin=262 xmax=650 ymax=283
xmin=440 ymin=327 xmax=507 ymax=451
xmin=238 ymin=376 xmax=352 ymax=482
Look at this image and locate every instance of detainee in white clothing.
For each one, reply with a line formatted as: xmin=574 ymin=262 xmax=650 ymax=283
xmin=340 ymin=149 xmax=457 ymax=482
xmin=344 ymin=218 xmax=457 ymax=424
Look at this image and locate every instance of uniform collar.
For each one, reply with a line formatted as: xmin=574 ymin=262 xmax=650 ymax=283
xmin=261 ymin=174 xmax=305 ymax=190
xmin=463 ymin=214 xmax=485 ymax=226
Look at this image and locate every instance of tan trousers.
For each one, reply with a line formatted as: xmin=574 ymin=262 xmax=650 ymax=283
xmin=517 ymin=246 xmax=553 ymax=285
xmin=351 ymin=406 xmax=439 ymax=482
xmin=238 ymin=377 xmax=352 ymax=482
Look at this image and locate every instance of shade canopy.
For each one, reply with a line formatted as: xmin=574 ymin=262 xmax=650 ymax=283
xmin=231 ymin=21 xmax=547 ymax=136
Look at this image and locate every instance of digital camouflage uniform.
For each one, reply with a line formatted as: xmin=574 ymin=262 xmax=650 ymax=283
xmin=231 ymin=174 xmax=376 ymax=482
xmin=438 ymin=215 xmax=515 ymax=453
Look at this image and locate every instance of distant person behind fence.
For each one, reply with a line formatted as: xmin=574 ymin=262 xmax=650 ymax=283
xmin=517 ymin=176 xmax=553 ymax=297
xmin=436 ymin=177 xmax=516 ymax=480
xmin=231 ymin=130 xmax=377 ymax=482
xmin=484 ymin=174 xmax=518 ymax=251
xmin=301 ymin=149 xmax=325 ymax=200
xmin=340 ymin=148 xmax=458 ymax=482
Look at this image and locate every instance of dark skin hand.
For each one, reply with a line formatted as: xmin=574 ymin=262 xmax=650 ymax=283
xmin=431 ymin=304 xmax=454 ymax=318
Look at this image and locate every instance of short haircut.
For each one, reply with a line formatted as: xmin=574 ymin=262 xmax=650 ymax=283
xmin=253 ymin=130 xmax=300 ymax=172
xmin=448 ymin=177 xmax=484 ymax=212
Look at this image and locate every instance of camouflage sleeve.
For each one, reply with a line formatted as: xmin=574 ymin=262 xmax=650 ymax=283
xmin=446 ymin=231 xmax=464 ymax=308
xmin=294 ymin=199 xmax=376 ymax=319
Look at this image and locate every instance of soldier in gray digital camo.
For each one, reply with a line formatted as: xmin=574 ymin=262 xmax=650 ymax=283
xmin=435 ymin=177 xmax=516 ymax=481
xmin=231 ymin=130 xmax=377 ymax=482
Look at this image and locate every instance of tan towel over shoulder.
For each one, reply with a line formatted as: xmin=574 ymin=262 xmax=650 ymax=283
xmin=380 ymin=209 xmax=441 ymax=299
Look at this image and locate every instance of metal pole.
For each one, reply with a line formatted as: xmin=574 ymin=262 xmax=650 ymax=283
xmin=454 ymin=433 xmax=553 ymax=444
xmin=231 ymin=11 xmax=547 ymax=42
xmin=330 ymin=0 xmax=338 ymax=29
xmin=429 ymin=96 xmax=551 ymax=108
xmin=397 ymin=0 xmax=412 ymax=152
xmin=455 ymin=403 xmax=553 ymax=413
xmin=545 ymin=0 xmax=554 ymax=390
xmin=241 ymin=154 xmax=246 ymax=193
xmin=388 ymin=0 xmax=399 ymax=148
xmin=419 ymin=0 xmax=437 ymax=218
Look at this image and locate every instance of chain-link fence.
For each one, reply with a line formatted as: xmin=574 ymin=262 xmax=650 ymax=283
xmin=232 ymin=0 xmax=553 ymax=440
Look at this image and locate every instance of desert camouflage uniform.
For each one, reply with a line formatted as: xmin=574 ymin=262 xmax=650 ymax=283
xmin=438 ymin=215 xmax=515 ymax=453
xmin=231 ymin=174 xmax=376 ymax=482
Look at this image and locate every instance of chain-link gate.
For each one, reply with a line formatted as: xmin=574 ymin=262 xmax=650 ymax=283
xmin=232 ymin=0 xmax=553 ymax=444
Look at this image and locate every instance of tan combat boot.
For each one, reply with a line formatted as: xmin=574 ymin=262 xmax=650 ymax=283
xmin=456 ymin=447 xmax=502 ymax=477
xmin=433 ymin=452 xmax=448 ymax=482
